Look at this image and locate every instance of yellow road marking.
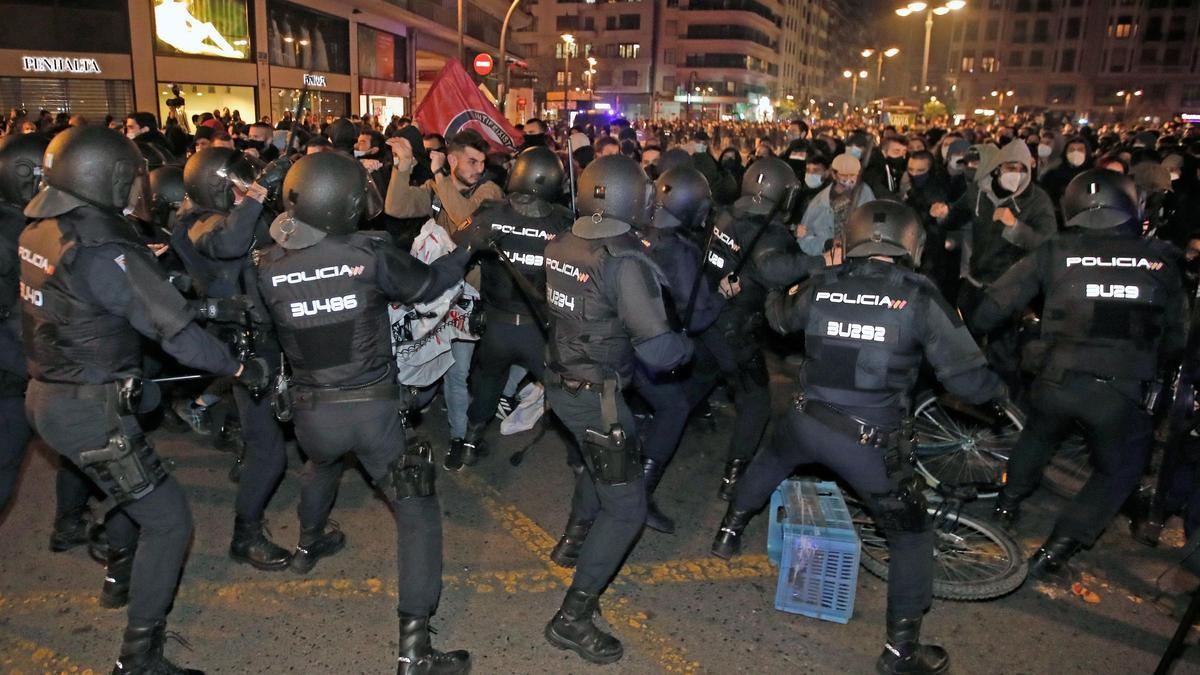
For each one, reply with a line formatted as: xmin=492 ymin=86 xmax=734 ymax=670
xmin=453 ymin=470 xmax=704 ymax=674
xmin=0 ymin=635 xmax=97 ymax=674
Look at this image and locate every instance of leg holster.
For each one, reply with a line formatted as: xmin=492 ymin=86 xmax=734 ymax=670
xmin=77 ymin=430 xmax=168 ymax=505
xmin=385 ymin=441 xmax=437 ymax=501
xmin=582 ymin=379 xmax=641 ymax=487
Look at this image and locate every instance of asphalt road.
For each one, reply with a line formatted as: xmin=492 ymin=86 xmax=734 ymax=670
xmin=1 ymin=371 xmax=1199 ymax=674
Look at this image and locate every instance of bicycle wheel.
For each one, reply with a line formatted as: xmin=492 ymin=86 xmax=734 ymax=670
xmin=850 ymin=499 xmax=1029 ymax=601
xmin=912 ymin=392 xmax=1022 ymax=499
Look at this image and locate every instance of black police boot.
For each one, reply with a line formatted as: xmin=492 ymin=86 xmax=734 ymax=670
xmin=289 ymin=524 xmax=346 ymax=574
xmin=100 ymin=545 xmax=137 ymax=609
xmin=49 ymin=509 xmax=91 ymax=552
xmin=1028 ymin=532 xmax=1082 ymax=584
xmin=544 ymin=587 xmax=624 ymax=665
xmin=550 ymin=517 xmax=594 ymax=568
xmin=461 ymin=423 xmax=489 ymax=467
xmin=111 ymin=621 xmax=203 ymax=675
xmin=443 ymin=438 xmax=466 ymax=472
xmin=717 ymin=459 xmax=748 ymax=501
xmin=991 ymin=491 xmax=1022 ymax=531
xmin=88 ymin=521 xmax=111 ymax=563
xmin=229 ymin=517 xmax=291 ymax=571
xmin=396 ymin=614 xmax=470 ymax=675
xmin=710 ymin=503 xmax=755 ymax=559
xmin=875 ymin=616 xmax=949 ymax=675
xmin=642 ymin=458 xmax=675 ymax=534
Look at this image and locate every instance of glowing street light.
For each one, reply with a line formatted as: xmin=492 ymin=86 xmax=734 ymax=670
xmin=896 ymin=1 xmax=965 ymax=92
xmin=861 ymin=46 xmax=901 ymax=96
xmin=560 ymin=34 xmax=574 ymax=119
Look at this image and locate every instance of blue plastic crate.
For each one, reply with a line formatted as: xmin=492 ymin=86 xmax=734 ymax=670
xmin=766 ymin=479 xmax=860 ymax=624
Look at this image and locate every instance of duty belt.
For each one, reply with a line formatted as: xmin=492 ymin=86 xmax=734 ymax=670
xmin=485 ymin=308 xmax=535 ymax=326
xmin=31 ymin=379 xmax=121 ymax=401
xmin=292 ymin=381 xmax=401 ymax=408
xmin=792 ymin=393 xmax=900 ymax=448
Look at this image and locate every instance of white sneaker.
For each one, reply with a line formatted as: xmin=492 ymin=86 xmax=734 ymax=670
xmin=501 ymin=383 xmax=545 ymax=435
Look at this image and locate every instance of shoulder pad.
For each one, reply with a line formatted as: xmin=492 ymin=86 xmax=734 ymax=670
xmin=474 ymin=198 xmax=508 ymax=214
xmin=603 ymin=233 xmax=668 ymax=285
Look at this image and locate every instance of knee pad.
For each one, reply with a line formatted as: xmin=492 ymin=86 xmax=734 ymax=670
xmin=870 ymin=481 xmax=930 ymax=534
xmin=77 ymin=434 xmax=168 ymax=505
xmin=384 ymin=441 xmax=436 ymax=501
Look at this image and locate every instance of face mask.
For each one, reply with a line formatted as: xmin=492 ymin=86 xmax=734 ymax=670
xmin=645 ymin=164 xmax=660 ymax=180
xmin=998 ymin=171 xmax=1023 ymax=193
xmin=909 ymin=172 xmax=930 ymax=187
xmin=353 ymin=149 xmax=369 ymax=157
xmin=947 ymin=157 xmax=964 ymax=176
xmin=886 ymin=156 xmax=908 ymax=171
xmin=1037 ymin=144 xmax=1053 ymax=158
xmin=805 ymin=173 xmax=824 ymax=188
xmin=837 ymin=178 xmax=856 ymax=191
xmin=789 ymin=153 xmax=806 ymax=161
xmin=524 ymin=133 xmax=546 ymax=147
xmin=847 ymin=146 xmax=864 ymax=159
xmin=126 ymin=130 xmax=139 ymax=141
xmin=965 ymin=167 xmax=978 ymax=181
xmin=1170 ymin=171 xmax=1181 ymax=182
xmin=1065 ymin=151 xmax=1086 ymax=167
xmin=691 ymin=142 xmax=707 ymax=154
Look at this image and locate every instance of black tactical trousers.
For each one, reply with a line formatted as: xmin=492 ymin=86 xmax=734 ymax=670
xmin=0 ymin=395 xmax=32 ymax=512
xmin=231 ymin=383 xmax=287 ymax=523
xmin=734 ymin=408 xmax=935 ymax=620
xmin=546 ymin=384 xmax=647 ymax=595
xmin=632 ymin=368 xmax=692 ymax=465
xmin=466 ymin=317 xmax=545 ymax=428
xmin=292 ymin=398 xmax=442 ymax=616
xmin=25 ymin=381 xmax=194 ymax=626
xmin=686 ymin=312 xmax=771 ymax=463
xmin=1005 ymin=371 xmax=1151 ymax=546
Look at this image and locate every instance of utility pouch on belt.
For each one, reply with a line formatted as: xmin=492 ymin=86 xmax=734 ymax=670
xmin=117 ymin=377 xmax=143 ymax=416
xmin=78 ymin=432 xmax=168 ymax=504
xmin=582 ymin=379 xmax=640 ymax=486
xmin=387 ymin=440 xmax=436 ymax=500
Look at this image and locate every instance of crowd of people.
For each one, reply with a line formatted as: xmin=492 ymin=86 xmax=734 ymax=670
xmin=1 ymin=102 xmax=1199 ymax=675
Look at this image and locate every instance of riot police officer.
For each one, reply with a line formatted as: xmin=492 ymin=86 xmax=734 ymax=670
xmin=173 ymin=147 xmax=292 ymax=570
xmin=710 ymin=199 xmax=1006 ymax=675
xmin=689 ymin=156 xmax=824 ymax=500
xmin=19 ymin=126 xmax=266 ymax=674
xmin=147 ymin=165 xmax=185 ymax=240
xmin=542 ymin=154 xmax=692 ymax=664
xmin=253 ymin=152 xmax=472 ymax=674
xmin=633 ymin=165 xmax=723 ymax=533
xmin=972 ymin=169 xmax=1187 ymax=581
xmin=446 ymin=146 xmax=572 ymax=470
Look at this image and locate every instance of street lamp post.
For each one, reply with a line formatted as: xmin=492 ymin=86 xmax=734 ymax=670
xmin=1116 ymin=89 xmax=1143 ymax=123
xmin=498 ymin=0 xmax=524 ymax=116
xmin=560 ymin=34 xmax=574 ymax=121
xmin=860 ymin=47 xmax=900 ymax=98
xmin=587 ymin=56 xmax=597 ymax=99
xmin=989 ymin=88 xmax=1014 ymax=113
xmin=896 ymin=0 xmax=965 ymax=94
xmin=843 ymin=69 xmax=869 ymax=106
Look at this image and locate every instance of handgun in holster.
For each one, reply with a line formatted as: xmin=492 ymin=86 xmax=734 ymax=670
xmin=271 ymin=354 xmax=293 ymax=422
xmin=77 ymin=432 xmax=168 ymax=504
xmin=386 ymin=440 xmax=436 ymax=501
xmin=582 ymin=379 xmax=640 ymax=486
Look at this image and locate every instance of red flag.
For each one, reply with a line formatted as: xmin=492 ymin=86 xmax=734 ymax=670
xmin=414 ymin=59 xmax=523 ymax=154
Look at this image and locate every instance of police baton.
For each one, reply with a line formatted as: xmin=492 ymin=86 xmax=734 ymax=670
xmin=284 ymin=87 xmax=310 ymax=156
xmin=152 ymin=374 xmax=215 ymax=384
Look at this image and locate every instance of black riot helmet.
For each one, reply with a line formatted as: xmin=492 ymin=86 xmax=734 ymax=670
xmin=844 ymin=199 xmax=925 ymax=267
xmin=0 ymin=132 xmax=49 ymax=208
xmin=183 ymin=147 xmax=255 ymax=213
xmin=577 ymin=154 xmax=655 ymax=227
xmin=740 ymin=156 xmax=799 ymax=216
xmin=24 ymin=126 xmax=150 ymax=220
xmin=1062 ymin=168 xmax=1141 ymax=233
xmin=507 ymin=146 xmax=564 ymax=202
xmin=325 ymin=117 xmax=358 ymax=153
xmin=149 ymin=165 xmax=185 ymax=231
xmin=653 ymin=166 xmax=711 ymax=229
xmin=282 ymin=152 xmax=370 ymax=235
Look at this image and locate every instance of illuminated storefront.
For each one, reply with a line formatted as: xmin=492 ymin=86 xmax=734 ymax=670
xmin=358 ymin=24 xmax=409 ymax=123
xmin=0 ymin=0 xmax=133 ymax=118
xmin=157 ymin=82 xmax=258 ymax=127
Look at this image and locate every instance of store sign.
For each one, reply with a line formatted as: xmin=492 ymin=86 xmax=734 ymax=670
xmin=21 ymin=56 xmax=102 ymax=74
xmin=303 ymin=74 xmax=327 ymax=87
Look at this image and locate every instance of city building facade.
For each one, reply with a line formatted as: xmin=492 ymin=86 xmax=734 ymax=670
xmin=945 ymin=0 xmax=1200 ymax=121
xmin=0 ymin=0 xmax=522 ymax=125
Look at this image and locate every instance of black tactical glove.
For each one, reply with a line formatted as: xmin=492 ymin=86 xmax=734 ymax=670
xmin=195 ymin=296 xmax=252 ymax=323
xmin=237 ymin=357 xmax=271 ymax=395
xmin=452 ymin=220 xmax=504 ymax=255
